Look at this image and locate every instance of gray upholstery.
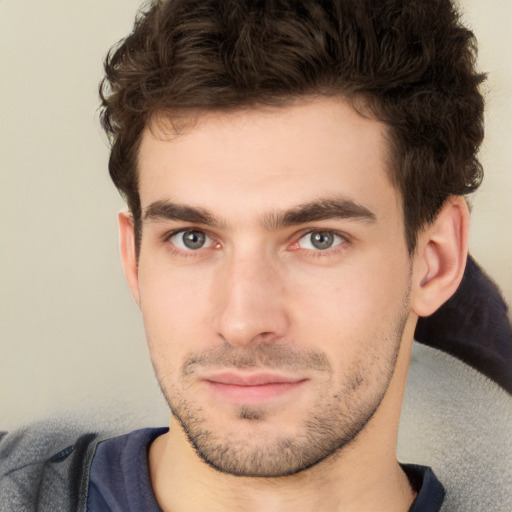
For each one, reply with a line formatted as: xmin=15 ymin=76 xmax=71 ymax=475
xmin=398 ymin=343 xmax=512 ymax=511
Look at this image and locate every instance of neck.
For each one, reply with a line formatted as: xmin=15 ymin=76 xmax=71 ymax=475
xmin=149 ymin=418 xmax=415 ymax=512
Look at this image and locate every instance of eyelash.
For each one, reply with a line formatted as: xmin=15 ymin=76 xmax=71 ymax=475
xmin=161 ymin=227 xmax=351 ymax=258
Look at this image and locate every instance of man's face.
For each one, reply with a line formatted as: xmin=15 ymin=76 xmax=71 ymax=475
xmin=131 ymin=97 xmax=414 ymax=477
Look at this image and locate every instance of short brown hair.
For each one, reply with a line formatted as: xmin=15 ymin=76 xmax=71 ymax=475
xmin=100 ymin=0 xmax=485 ymax=253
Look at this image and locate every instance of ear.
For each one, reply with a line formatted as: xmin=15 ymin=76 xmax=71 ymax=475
xmin=118 ymin=211 xmax=140 ymax=307
xmin=411 ymin=196 xmax=469 ymax=317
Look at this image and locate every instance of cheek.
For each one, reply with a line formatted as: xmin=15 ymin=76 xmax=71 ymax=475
xmin=287 ymin=257 xmax=410 ymax=349
xmin=137 ymin=264 xmax=213 ymax=363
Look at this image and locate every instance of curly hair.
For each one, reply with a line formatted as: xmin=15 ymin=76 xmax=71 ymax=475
xmin=99 ymin=0 xmax=485 ymax=253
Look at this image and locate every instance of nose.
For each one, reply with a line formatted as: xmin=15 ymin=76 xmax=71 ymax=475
xmin=212 ymin=250 xmax=290 ymax=347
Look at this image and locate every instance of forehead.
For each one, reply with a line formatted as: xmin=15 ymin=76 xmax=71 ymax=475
xmin=137 ymin=97 xmax=398 ymax=223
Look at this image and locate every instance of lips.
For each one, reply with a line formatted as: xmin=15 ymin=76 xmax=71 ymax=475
xmin=205 ymin=372 xmax=305 ymax=386
xmin=204 ymin=372 xmax=307 ymax=403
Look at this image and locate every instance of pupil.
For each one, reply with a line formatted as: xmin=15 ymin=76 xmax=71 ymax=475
xmin=311 ymin=232 xmax=333 ymax=250
xmin=183 ymin=230 xmax=205 ymax=249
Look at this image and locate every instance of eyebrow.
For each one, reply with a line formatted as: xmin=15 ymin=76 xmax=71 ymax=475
xmin=144 ymin=200 xmax=222 ymax=227
xmin=143 ymin=197 xmax=376 ymax=230
xmin=262 ymin=198 xmax=376 ymax=230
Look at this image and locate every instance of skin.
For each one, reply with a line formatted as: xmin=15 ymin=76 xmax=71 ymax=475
xmin=119 ymin=96 xmax=469 ymax=511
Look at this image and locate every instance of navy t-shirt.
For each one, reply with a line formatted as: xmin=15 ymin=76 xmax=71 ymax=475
xmin=87 ymin=428 xmax=445 ymax=511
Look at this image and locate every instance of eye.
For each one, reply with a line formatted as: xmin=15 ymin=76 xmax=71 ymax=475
xmin=297 ymin=231 xmax=344 ymax=251
xmin=169 ymin=229 xmax=214 ymax=251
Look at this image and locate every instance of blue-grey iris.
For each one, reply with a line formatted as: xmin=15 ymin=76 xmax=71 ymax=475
xmin=310 ymin=232 xmax=335 ymax=250
xmin=182 ymin=230 xmax=206 ymax=249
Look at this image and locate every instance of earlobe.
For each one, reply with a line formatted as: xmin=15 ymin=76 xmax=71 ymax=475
xmin=411 ymin=196 xmax=469 ymax=317
xmin=118 ymin=211 xmax=141 ymax=307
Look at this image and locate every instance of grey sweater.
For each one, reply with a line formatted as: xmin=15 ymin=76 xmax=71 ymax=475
xmin=0 ymin=425 xmax=102 ymax=511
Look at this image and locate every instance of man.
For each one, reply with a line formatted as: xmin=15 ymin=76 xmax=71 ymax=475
xmin=1 ymin=0 xmax=511 ymax=511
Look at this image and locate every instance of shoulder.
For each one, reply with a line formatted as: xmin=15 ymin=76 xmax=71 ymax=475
xmin=0 ymin=421 xmax=167 ymax=512
xmin=0 ymin=420 xmax=105 ymax=511
xmin=87 ymin=427 xmax=167 ymax=511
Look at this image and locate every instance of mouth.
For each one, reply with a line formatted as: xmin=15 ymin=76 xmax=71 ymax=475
xmin=203 ymin=372 xmax=308 ymax=404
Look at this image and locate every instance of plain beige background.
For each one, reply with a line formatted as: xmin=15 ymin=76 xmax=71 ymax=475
xmin=1 ymin=0 xmax=511 ymax=430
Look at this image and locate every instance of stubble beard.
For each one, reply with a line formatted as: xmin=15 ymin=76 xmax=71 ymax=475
xmin=152 ymin=296 xmax=410 ymax=478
